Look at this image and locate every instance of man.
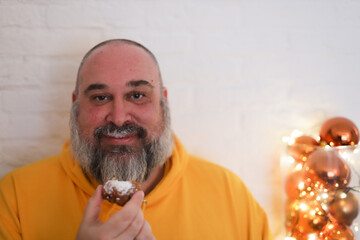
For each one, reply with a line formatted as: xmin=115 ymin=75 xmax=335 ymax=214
xmin=0 ymin=39 xmax=273 ymax=239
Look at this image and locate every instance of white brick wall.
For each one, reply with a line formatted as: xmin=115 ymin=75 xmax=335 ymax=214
xmin=1 ymin=0 xmax=360 ymax=237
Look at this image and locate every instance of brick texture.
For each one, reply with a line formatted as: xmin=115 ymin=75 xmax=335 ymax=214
xmin=1 ymin=0 xmax=360 ymax=238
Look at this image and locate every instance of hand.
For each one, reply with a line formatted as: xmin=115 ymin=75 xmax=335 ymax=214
xmin=76 ymin=185 xmax=155 ymax=240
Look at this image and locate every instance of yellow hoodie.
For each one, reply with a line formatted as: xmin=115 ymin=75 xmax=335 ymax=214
xmin=0 ymin=137 xmax=273 ymax=240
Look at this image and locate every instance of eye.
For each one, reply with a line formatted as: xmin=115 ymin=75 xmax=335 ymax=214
xmin=89 ymin=94 xmax=112 ymax=106
xmin=132 ymin=93 xmax=144 ymax=99
xmin=126 ymin=91 xmax=150 ymax=105
xmin=95 ymin=95 xmax=108 ymax=101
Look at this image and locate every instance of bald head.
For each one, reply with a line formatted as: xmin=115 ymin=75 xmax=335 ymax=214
xmin=75 ymin=39 xmax=163 ymax=95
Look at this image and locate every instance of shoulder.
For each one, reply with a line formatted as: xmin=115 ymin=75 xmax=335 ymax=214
xmin=185 ymin=154 xmax=259 ymax=205
xmin=186 ymin=154 xmax=245 ymax=185
xmin=0 ymin=154 xmax=63 ymax=186
xmin=185 ymin=154 xmax=270 ymax=227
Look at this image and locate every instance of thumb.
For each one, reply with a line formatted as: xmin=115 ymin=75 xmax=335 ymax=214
xmin=83 ymin=185 xmax=103 ymax=223
xmin=123 ymin=190 xmax=145 ymax=209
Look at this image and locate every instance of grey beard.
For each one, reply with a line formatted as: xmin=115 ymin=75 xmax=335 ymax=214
xmin=69 ymin=98 xmax=173 ymax=184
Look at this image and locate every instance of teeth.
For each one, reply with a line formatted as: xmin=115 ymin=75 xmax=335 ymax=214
xmin=107 ymin=130 xmax=134 ymax=138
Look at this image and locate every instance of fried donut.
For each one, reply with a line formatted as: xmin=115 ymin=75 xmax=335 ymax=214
xmin=102 ymin=179 xmax=141 ymax=206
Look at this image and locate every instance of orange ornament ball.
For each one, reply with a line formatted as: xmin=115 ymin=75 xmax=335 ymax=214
xmin=319 ymin=117 xmax=359 ymax=146
xmin=286 ymin=199 xmax=328 ymax=235
xmin=289 ymin=230 xmax=322 ymax=240
xmin=322 ymin=223 xmax=354 ymax=240
xmin=288 ymin=136 xmax=319 ymax=162
xmin=285 ymin=170 xmax=308 ymax=200
xmin=285 ymin=200 xmax=298 ymax=233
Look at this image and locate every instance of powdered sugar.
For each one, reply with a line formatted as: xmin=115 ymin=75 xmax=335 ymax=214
xmin=103 ymin=180 xmax=133 ymax=195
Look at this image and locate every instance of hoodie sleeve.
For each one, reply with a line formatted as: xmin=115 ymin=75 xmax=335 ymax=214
xmin=0 ymin=173 xmax=22 ymax=240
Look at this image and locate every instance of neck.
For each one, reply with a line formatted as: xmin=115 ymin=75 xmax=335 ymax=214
xmin=141 ymin=164 xmax=165 ymax=195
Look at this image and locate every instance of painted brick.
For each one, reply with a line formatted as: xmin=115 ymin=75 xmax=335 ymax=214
xmin=46 ymin=3 xmax=103 ymax=28
xmin=2 ymin=87 xmax=72 ymax=113
xmin=0 ymin=56 xmax=79 ymax=86
xmin=1 ymin=1 xmax=360 ymax=237
xmin=0 ymin=28 xmax=104 ymax=55
xmin=1 ymin=138 xmax=65 ymax=169
xmin=0 ymin=5 xmax=46 ymax=27
xmin=1 ymin=112 xmax=69 ymax=140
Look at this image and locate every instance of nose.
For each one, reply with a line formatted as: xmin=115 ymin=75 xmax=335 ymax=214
xmin=105 ymin=99 xmax=131 ymax=126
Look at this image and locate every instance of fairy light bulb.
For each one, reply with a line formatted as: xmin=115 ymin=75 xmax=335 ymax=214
xmin=295 ymin=163 xmax=303 ymax=171
xmin=300 ymin=202 xmax=308 ymax=211
xmin=340 ymin=192 xmax=347 ymax=199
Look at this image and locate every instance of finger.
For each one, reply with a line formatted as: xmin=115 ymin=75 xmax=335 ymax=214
xmin=82 ymin=185 xmax=103 ymax=223
xmin=123 ymin=190 xmax=145 ymax=209
xmin=108 ymin=190 xmax=144 ymax=224
xmin=135 ymin=220 xmax=155 ymax=240
xmin=106 ymin=191 xmax=145 ymax=234
xmin=116 ymin=208 xmax=145 ymax=240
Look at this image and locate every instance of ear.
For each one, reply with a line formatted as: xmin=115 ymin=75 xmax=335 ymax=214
xmin=162 ymin=87 xmax=168 ymax=100
xmin=72 ymin=91 xmax=77 ymax=103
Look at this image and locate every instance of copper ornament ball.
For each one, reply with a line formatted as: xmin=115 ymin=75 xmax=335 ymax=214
xmin=319 ymin=117 xmax=359 ymax=146
xmin=322 ymin=223 xmax=354 ymax=240
xmin=286 ymin=199 xmax=328 ymax=235
xmin=288 ymin=136 xmax=319 ymax=162
xmin=304 ymin=150 xmax=351 ymax=190
xmin=329 ymin=191 xmax=359 ymax=226
xmin=285 ymin=199 xmax=298 ymax=233
xmin=285 ymin=170 xmax=308 ymax=200
xmin=290 ymin=230 xmax=322 ymax=240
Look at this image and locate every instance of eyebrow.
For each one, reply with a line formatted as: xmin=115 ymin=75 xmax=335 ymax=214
xmin=84 ymin=83 xmax=108 ymax=94
xmin=126 ymin=80 xmax=154 ymax=88
xmin=83 ymin=80 xmax=154 ymax=95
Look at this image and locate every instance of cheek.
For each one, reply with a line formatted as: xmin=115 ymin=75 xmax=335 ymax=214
xmin=77 ymin=107 xmax=107 ymax=136
xmin=135 ymin=105 xmax=163 ymax=131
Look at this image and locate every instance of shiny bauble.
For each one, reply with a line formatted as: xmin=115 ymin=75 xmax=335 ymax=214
xmin=285 ymin=170 xmax=308 ymax=200
xmin=322 ymin=223 xmax=354 ymax=240
xmin=319 ymin=117 xmax=359 ymax=146
xmin=285 ymin=199 xmax=298 ymax=233
xmin=289 ymin=230 xmax=322 ymax=240
xmin=304 ymin=150 xmax=351 ymax=191
xmin=286 ymin=199 xmax=328 ymax=234
xmin=329 ymin=191 xmax=359 ymax=226
xmin=288 ymin=136 xmax=319 ymax=162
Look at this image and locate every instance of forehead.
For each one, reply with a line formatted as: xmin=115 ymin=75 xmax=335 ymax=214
xmin=78 ymin=43 xmax=161 ymax=91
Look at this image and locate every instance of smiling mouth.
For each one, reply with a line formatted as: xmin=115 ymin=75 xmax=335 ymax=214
xmin=102 ymin=132 xmax=138 ymax=145
xmin=106 ymin=130 xmax=136 ymax=138
xmin=94 ymin=122 xmax=147 ymax=144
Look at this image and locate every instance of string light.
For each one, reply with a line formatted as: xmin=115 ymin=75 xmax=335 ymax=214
xmin=282 ymin=128 xmax=360 ymax=239
xmin=340 ymin=192 xmax=347 ymax=199
xmin=308 ymin=233 xmax=317 ymax=240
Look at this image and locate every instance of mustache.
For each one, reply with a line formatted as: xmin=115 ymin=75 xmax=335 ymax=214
xmin=93 ymin=122 xmax=147 ymax=141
